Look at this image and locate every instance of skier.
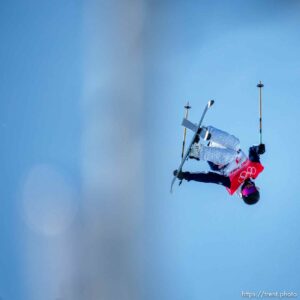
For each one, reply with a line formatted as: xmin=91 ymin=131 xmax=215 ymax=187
xmin=174 ymin=126 xmax=266 ymax=205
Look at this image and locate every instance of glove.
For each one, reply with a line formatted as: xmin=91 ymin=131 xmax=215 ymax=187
xmin=173 ymin=170 xmax=188 ymax=180
xmin=258 ymin=144 xmax=266 ymax=155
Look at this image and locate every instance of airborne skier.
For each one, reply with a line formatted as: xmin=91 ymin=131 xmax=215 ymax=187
xmin=172 ymin=82 xmax=266 ymax=204
xmin=174 ymin=126 xmax=266 ymax=205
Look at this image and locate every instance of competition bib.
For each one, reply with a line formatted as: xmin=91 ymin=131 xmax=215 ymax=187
xmin=226 ymin=160 xmax=264 ymax=195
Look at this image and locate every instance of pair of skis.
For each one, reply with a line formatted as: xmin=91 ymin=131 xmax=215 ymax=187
xmin=170 ymin=100 xmax=215 ymax=193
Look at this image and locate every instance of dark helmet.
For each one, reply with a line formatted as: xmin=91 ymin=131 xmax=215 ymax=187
xmin=241 ymin=180 xmax=260 ymax=205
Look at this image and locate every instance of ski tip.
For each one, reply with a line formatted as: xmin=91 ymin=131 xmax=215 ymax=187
xmin=208 ymin=99 xmax=214 ymax=107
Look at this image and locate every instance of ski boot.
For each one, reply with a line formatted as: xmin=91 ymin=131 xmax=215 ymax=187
xmin=189 ymin=141 xmax=201 ymax=160
xmin=188 ymin=131 xmax=200 ymax=160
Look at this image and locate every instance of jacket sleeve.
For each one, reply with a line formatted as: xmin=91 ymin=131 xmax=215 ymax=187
xmin=183 ymin=171 xmax=231 ymax=188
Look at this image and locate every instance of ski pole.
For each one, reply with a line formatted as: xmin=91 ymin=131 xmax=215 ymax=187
xmin=181 ymin=102 xmax=191 ymax=160
xmin=257 ymin=81 xmax=264 ymax=144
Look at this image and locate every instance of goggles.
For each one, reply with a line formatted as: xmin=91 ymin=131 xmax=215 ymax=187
xmin=241 ymin=185 xmax=258 ymax=197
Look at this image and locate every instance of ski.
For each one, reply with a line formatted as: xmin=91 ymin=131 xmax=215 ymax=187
xmin=181 ymin=118 xmax=198 ymax=132
xmin=170 ymin=100 xmax=215 ymax=193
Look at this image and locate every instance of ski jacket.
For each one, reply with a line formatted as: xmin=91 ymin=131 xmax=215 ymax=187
xmin=221 ymin=149 xmax=248 ymax=176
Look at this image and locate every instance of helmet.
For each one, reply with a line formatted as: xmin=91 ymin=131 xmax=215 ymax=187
xmin=241 ymin=180 xmax=260 ymax=205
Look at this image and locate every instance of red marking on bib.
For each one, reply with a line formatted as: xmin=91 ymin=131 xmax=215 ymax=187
xmin=226 ymin=160 xmax=264 ymax=195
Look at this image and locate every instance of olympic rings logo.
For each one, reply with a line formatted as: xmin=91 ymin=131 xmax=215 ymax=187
xmin=238 ymin=167 xmax=257 ymax=183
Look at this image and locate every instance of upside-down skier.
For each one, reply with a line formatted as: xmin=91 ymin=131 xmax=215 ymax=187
xmin=174 ymin=126 xmax=266 ymax=205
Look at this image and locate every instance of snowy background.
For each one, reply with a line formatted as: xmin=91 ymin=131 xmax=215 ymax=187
xmin=1 ymin=0 xmax=300 ymax=299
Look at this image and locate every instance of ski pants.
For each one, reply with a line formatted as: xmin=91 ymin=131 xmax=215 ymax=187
xmin=199 ymin=126 xmax=240 ymax=165
xmin=184 ymin=171 xmax=231 ymax=188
